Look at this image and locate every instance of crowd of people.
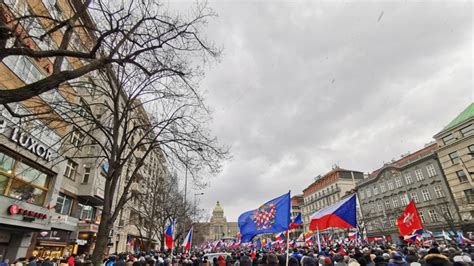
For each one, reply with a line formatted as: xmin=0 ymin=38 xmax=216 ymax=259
xmin=2 ymin=242 xmax=472 ymax=266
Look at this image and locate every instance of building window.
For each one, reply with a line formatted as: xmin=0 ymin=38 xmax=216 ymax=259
xmin=70 ymin=127 xmax=84 ymax=147
xmin=380 ymin=183 xmax=386 ymax=193
xmin=82 ymin=167 xmax=91 ymax=183
xmin=468 ymin=144 xmax=474 ymax=155
xmin=449 ymin=152 xmax=460 ymax=164
xmin=442 ymin=134 xmax=455 ymax=145
xmin=377 ymin=202 xmax=383 ymax=211
xmin=441 ymin=206 xmax=452 ymax=219
xmin=3 ymin=56 xmax=45 ymax=84
xmin=64 ymin=159 xmax=78 ymax=181
xmin=460 ymin=124 xmax=474 ymax=137
xmin=428 ymin=209 xmax=439 ymax=222
xmin=464 ymin=189 xmax=474 ymax=203
xmin=395 ymin=176 xmax=402 ymax=188
xmin=55 ymin=193 xmax=73 ymax=215
xmin=419 ymin=211 xmax=426 ymax=223
xmin=359 ymin=190 xmax=365 ymax=200
xmin=385 ymin=200 xmax=390 ymax=209
xmin=400 ymin=194 xmax=408 ymax=205
xmin=457 ymin=170 xmax=468 ymax=183
xmin=387 ymin=181 xmax=394 ymax=190
xmin=422 ymin=189 xmax=432 ymax=201
xmin=434 ymin=186 xmax=445 ymax=198
xmin=426 ymin=164 xmax=437 ymax=177
xmin=0 ymin=151 xmax=51 ymax=206
xmin=366 ymin=188 xmax=372 ymax=198
xmin=404 ymin=172 xmax=413 ymax=184
xmin=77 ymin=203 xmax=94 ymax=221
xmin=373 ymin=185 xmax=378 ymax=195
xmin=410 ymin=192 xmax=419 ymax=203
xmin=415 ymin=169 xmax=424 ymax=181
xmin=392 ymin=197 xmax=399 ymax=208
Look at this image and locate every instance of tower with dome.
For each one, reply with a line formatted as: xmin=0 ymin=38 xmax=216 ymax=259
xmin=193 ymin=201 xmax=239 ymax=245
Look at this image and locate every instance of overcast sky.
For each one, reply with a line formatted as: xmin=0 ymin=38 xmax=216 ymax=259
xmin=181 ymin=0 xmax=474 ymax=222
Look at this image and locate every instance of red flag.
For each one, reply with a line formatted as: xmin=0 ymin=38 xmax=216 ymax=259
xmin=396 ymin=200 xmax=423 ymax=236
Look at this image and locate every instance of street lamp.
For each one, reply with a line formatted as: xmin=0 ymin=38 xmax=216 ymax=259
xmin=194 ymin=193 xmax=204 ymax=222
xmin=184 ymin=147 xmax=203 ymax=204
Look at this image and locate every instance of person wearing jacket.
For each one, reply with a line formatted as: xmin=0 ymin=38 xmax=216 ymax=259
xmin=422 ymin=248 xmax=451 ymax=266
xmin=387 ymin=253 xmax=408 ymax=266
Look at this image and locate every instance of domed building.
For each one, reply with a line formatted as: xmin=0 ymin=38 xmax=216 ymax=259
xmin=193 ymin=201 xmax=239 ymax=245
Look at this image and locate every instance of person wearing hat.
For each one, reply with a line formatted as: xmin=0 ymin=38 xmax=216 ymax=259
xmin=422 ymin=248 xmax=450 ymax=266
xmin=387 ymin=253 xmax=407 ymax=266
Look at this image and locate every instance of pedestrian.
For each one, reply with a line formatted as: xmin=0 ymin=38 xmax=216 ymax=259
xmin=266 ymin=254 xmax=279 ymax=266
xmin=388 ymin=253 xmax=408 ymax=266
xmin=422 ymin=248 xmax=450 ymax=266
xmin=67 ymin=255 xmax=76 ymax=266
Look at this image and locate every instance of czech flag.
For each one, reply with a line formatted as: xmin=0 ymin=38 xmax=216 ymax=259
xmin=289 ymin=213 xmax=302 ymax=229
xmin=309 ymin=194 xmax=357 ymax=231
xmin=182 ymin=227 xmax=193 ymax=252
xmin=164 ymin=221 xmax=175 ymax=250
xmin=305 ymin=235 xmax=314 ymax=246
xmin=275 ymin=231 xmax=286 ymax=241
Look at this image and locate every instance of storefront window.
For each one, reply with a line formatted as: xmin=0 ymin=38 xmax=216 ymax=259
xmin=15 ymin=162 xmax=49 ymax=187
xmin=8 ymin=179 xmax=47 ymax=204
xmin=0 ymin=174 xmax=8 ymax=195
xmin=0 ymin=153 xmax=14 ymax=173
xmin=0 ymin=150 xmax=51 ymax=206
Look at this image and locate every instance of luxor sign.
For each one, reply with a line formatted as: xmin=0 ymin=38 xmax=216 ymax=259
xmin=10 ymin=127 xmax=53 ymax=161
xmin=8 ymin=204 xmax=48 ymax=220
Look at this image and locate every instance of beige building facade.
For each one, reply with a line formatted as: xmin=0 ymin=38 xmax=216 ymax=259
xmin=433 ymin=103 xmax=474 ymax=231
xmin=193 ymin=201 xmax=239 ymax=245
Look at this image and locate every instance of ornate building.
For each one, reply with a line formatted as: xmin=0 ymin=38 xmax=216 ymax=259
xmin=193 ymin=201 xmax=239 ymax=245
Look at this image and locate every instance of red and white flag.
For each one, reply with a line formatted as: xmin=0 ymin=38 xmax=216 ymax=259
xmin=396 ymin=200 xmax=423 ymax=236
xmin=182 ymin=227 xmax=193 ymax=252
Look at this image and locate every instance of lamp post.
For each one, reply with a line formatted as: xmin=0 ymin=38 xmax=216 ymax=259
xmin=184 ymin=147 xmax=203 ymax=204
xmin=194 ymin=193 xmax=204 ymax=222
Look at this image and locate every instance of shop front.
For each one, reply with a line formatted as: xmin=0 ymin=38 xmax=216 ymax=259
xmin=0 ymin=110 xmax=62 ymax=261
xmin=76 ymin=223 xmax=99 ymax=256
xmin=31 ymin=230 xmax=71 ymax=259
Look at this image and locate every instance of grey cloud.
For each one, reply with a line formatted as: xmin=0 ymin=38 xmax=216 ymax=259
xmin=180 ymin=0 xmax=473 ymax=221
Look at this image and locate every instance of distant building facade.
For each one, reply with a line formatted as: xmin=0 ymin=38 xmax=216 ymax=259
xmin=193 ymin=201 xmax=239 ymax=245
xmin=290 ymin=195 xmax=304 ymax=238
xmin=302 ymin=167 xmax=364 ymax=232
xmin=356 ymin=143 xmax=460 ymax=240
xmin=433 ymin=103 xmax=474 ymax=231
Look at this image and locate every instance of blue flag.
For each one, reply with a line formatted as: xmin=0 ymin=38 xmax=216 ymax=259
xmin=238 ymin=192 xmax=291 ymax=242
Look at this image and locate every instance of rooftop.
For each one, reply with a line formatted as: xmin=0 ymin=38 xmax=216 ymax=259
xmin=437 ymin=102 xmax=474 ymax=135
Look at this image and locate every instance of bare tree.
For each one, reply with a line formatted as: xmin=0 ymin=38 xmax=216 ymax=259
xmin=130 ymin=171 xmax=200 ymax=252
xmin=31 ymin=55 xmax=228 ymax=263
xmin=0 ymin=0 xmax=219 ymax=104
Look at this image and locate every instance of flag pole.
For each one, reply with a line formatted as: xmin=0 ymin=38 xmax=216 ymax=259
xmin=286 ymin=190 xmax=291 ymax=266
xmin=317 ymin=224 xmax=322 ymax=253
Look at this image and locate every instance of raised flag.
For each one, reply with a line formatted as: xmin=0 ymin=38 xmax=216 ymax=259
xmin=305 ymin=235 xmax=314 ymax=246
xmin=458 ymin=233 xmax=474 ymax=244
xmin=296 ymin=232 xmax=305 ymax=242
xmin=182 ymin=227 xmax=193 ymax=252
xmin=442 ymin=230 xmax=452 ymax=241
xmin=238 ymin=192 xmax=291 ymax=242
xmin=348 ymin=232 xmax=357 ymax=240
xmin=396 ymin=200 xmax=423 ymax=236
xmin=309 ymin=194 xmax=357 ymax=231
xmin=164 ymin=221 xmax=175 ymax=250
xmin=289 ymin=213 xmax=302 ymax=229
xmin=275 ymin=231 xmax=286 ymax=241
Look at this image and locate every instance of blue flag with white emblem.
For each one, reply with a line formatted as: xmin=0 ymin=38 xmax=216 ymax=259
xmin=238 ymin=192 xmax=291 ymax=242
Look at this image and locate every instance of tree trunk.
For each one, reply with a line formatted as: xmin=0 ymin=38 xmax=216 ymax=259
xmin=91 ymin=212 xmax=112 ymax=265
